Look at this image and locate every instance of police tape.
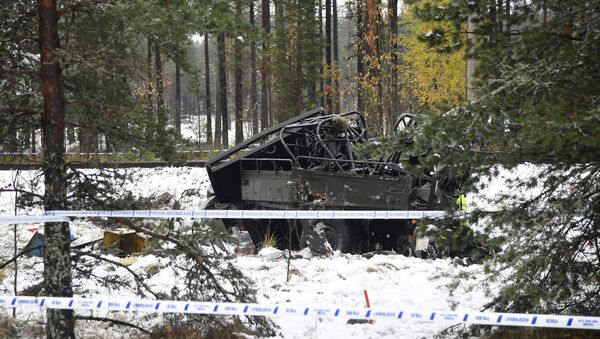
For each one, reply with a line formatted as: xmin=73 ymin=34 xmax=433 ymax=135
xmin=0 ymin=296 xmax=598 ymax=330
xmin=46 ymin=209 xmax=452 ymax=220
xmin=0 ymin=215 xmax=70 ymax=225
xmin=0 ymin=209 xmax=456 ymax=225
xmin=0 ymin=149 xmax=223 ymax=156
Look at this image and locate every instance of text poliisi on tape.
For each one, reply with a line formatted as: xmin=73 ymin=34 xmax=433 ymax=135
xmin=0 ymin=296 xmax=598 ymax=330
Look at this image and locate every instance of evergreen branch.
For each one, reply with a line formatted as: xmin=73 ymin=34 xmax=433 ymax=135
xmin=0 ymin=245 xmax=42 ymax=271
xmin=113 ymin=217 xmax=235 ymax=302
xmin=0 ymin=189 xmax=43 ymax=199
xmin=74 ymin=315 xmax=151 ymax=335
xmin=72 ymin=251 xmax=161 ymax=300
xmin=0 ymin=107 xmax=41 ymax=117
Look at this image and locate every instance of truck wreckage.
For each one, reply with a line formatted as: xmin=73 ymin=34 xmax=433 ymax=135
xmin=205 ymin=107 xmax=463 ymax=256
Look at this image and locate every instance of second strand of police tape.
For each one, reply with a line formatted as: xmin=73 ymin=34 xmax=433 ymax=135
xmin=1 ymin=296 xmax=598 ymax=330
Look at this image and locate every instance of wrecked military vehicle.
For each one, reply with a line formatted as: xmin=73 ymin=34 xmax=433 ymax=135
xmin=205 ymin=107 xmax=463 ymax=256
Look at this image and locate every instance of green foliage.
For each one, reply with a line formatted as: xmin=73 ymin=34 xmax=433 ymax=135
xmin=407 ymin=0 xmax=600 ymax=320
xmin=272 ymin=0 xmax=324 ymax=120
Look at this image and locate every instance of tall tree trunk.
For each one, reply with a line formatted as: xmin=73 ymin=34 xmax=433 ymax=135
xmin=356 ymin=0 xmax=364 ymax=112
xmin=388 ymin=0 xmax=397 ymax=129
xmin=505 ymin=0 xmax=510 ymax=33
xmin=217 ymin=32 xmax=228 ymax=147
xmin=295 ymin=0 xmax=303 ymax=115
xmin=204 ymin=34 xmax=213 ymax=145
xmin=155 ymin=42 xmax=166 ymax=132
xmin=250 ymin=1 xmax=259 ymax=135
xmin=146 ymin=37 xmax=154 ymax=140
xmin=332 ymin=0 xmax=340 ymax=113
xmin=175 ymin=63 xmax=182 ymax=136
xmin=31 ymin=128 xmax=36 ymax=153
xmin=319 ymin=0 xmax=324 ymax=108
xmin=497 ymin=0 xmax=503 ymax=33
xmin=365 ymin=0 xmax=381 ymax=133
xmin=260 ymin=0 xmax=271 ymax=130
xmin=325 ymin=0 xmax=332 ymax=113
xmin=273 ymin=0 xmax=286 ymax=122
xmin=37 ymin=0 xmax=74 ymax=338
xmin=235 ymin=0 xmax=244 ymax=144
xmin=147 ymin=38 xmax=154 ymax=116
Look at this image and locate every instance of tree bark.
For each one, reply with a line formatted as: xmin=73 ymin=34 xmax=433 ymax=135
xmin=295 ymin=0 xmax=303 ymax=115
xmin=319 ymin=0 xmax=324 ymax=108
xmin=147 ymin=38 xmax=153 ymax=119
xmin=260 ymin=0 xmax=271 ymax=131
xmin=204 ymin=34 xmax=212 ymax=145
xmin=37 ymin=0 xmax=75 ymax=338
xmin=235 ymin=0 xmax=244 ymax=144
xmin=505 ymin=0 xmax=510 ymax=33
xmin=365 ymin=0 xmax=382 ymax=133
xmin=154 ymin=42 xmax=166 ymax=132
xmin=356 ymin=0 xmax=364 ymax=112
xmin=175 ymin=63 xmax=182 ymax=137
xmin=388 ymin=0 xmax=397 ymax=128
xmin=332 ymin=0 xmax=340 ymax=113
xmin=217 ymin=32 xmax=228 ymax=147
xmin=325 ymin=0 xmax=332 ymax=113
xmin=250 ymin=1 xmax=259 ymax=135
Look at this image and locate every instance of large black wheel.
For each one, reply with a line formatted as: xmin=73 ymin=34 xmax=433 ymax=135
xmin=314 ymin=219 xmax=355 ymax=253
xmin=396 ymin=234 xmax=416 ymax=257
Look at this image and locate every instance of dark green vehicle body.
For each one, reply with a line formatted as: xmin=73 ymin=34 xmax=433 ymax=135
xmin=206 ymin=107 xmax=459 ymax=254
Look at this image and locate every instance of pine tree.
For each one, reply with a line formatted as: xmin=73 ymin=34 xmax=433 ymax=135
xmin=234 ymin=0 xmax=244 ymax=144
xmin=204 ymin=34 xmax=213 ymax=145
xmin=410 ymin=0 xmax=600 ymax=322
xmin=217 ymin=32 xmax=228 ymax=147
xmin=37 ymin=0 xmax=74 ymax=337
xmin=250 ymin=1 xmax=259 ymax=135
xmin=260 ymin=0 xmax=271 ymax=130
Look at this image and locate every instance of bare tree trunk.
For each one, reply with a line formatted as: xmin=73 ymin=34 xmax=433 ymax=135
xmin=217 ymin=32 xmax=228 ymax=147
xmin=155 ymin=42 xmax=166 ymax=132
xmin=388 ymin=0 xmax=397 ymax=128
xmin=365 ymin=0 xmax=381 ymax=133
xmin=319 ymin=0 xmax=324 ymax=108
xmin=235 ymin=0 xmax=244 ymax=144
xmin=147 ymin=38 xmax=154 ymax=119
xmin=204 ymin=34 xmax=212 ymax=145
xmin=356 ymin=0 xmax=364 ymax=112
xmin=37 ymin=0 xmax=75 ymax=337
xmin=250 ymin=1 xmax=259 ymax=135
xmin=260 ymin=0 xmax=271 ymax=130
xmin=295 ymin=0 xmax=302 ymax=115
xmin=175 ymin=63 xmax=182 ymax=137
xmin=332 ymin=0 xmax=340 ymax=113
xmin=325 ymin=0 xmax=332 ymax=113
xmin=505 ymin=0 xmax=510 ymax=33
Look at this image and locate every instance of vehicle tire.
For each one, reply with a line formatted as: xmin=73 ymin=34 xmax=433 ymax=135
xmin=314 ymin=219 xmax=355 ymax=253
xmin=396 ymin=235 xmax=416 ymax=257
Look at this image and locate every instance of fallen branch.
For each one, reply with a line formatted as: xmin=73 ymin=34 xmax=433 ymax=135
xmin=75 ymin=315 xmax=151 ymax=335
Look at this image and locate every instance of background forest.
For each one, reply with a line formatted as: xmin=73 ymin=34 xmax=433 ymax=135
xmin=0 ymin=0 xmax=465 ymax=155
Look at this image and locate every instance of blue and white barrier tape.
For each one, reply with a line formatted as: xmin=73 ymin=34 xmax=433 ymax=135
xmin=46 ymin=209 xmax=451 ymax=220
xmin=1 ymin=209 xmax=454 ymax=225
xmin=0 ymin=296 xmax=598 ymax=330
xmin=0 ymin=215 xmax=70 ymax=225
xmin=0 ymin=150 xmax=223 ymax=156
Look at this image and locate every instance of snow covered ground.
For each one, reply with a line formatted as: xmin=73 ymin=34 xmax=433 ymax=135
xmin=0 ymin=167 xmax=492 ymax=338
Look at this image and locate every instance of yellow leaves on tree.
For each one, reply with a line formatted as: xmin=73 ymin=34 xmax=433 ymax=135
xmin=399 ymin=0 xmax=466 ymax=112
